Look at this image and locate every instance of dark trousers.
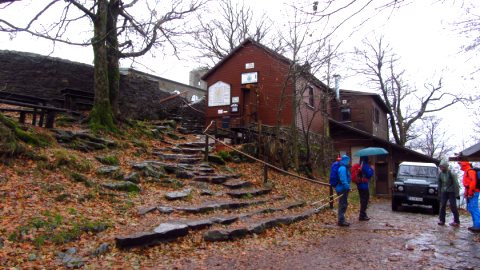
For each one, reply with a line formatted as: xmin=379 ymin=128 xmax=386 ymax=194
xmin=337 ymin=190 xmax=349 ymax=223
xmin=439 ymin=191 xmax=460 ymax=224
xmin=358 ymin=188 xmax=370 ymax=218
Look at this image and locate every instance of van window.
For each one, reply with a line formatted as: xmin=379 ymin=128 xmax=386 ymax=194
xmin=398 ymin=165 xmax=437 ymax=179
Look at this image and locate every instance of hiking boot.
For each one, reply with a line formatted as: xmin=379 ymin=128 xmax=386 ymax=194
xmin=437 ymin=222 xmax=445 ymax=226
xmin=467 ymin=227 xmax=480 ymax=232
xmin=449 ymin=222 xmax=460 ymax=227
xmin=337 ymin=221 xmax=350 ymax=227
xmin=359 ymin=216 xmax=370 ymax=221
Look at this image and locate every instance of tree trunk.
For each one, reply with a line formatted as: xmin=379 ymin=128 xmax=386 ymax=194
xmin=107 ymin=0 xmax=121 ymax=119
xmin=89 ymin=0 xmax=116 ymax=132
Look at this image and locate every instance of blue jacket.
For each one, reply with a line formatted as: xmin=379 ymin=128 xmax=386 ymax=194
xmin=357 ymin=156 xmax=374 ymax=190
xmin=335 ymin=155 xmax=351 ymax=193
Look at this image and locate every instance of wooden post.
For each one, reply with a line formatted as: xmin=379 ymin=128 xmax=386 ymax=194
xmin=45 ymin=110 xmax=56 ymax=129
xmin=329 ymin=185 xmax=334 ymax=209
xmin=263 ymin=157 xmax=268 ymax=183
xmin=204 ymin=134 xmax=209 ymax=162
xmin=19 ymin=111 xmax=26 ymax=124
xmin=32 ymin=108 xmax=37 ymax=126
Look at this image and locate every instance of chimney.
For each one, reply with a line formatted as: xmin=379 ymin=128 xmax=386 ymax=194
xmin=333 ymin=74 xmax=341 ymax=102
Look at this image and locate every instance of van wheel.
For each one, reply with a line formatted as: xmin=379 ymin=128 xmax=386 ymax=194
xmin=392 ymin=199 xmax=400 ymax=211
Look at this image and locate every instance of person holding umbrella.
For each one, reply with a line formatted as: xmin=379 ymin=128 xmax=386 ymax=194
xmin=355 ymin=156 xmax=374 ymax=221
xmin=353 ymin=147 xmax=387 ymax=221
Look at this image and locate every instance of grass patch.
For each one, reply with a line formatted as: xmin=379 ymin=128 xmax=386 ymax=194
xmin=7 ymin=211 xmax=110 ymax=247
xmin=95 ymin=155 xmax=119 ymax=166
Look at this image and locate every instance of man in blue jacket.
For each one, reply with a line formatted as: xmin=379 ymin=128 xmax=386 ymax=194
xmin=358 ymin=156 xmax=374 ymax=221
xmin=336 ymin=155 xmax=352 ymax=226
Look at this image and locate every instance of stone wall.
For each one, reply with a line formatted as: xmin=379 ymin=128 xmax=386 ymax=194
xmin=0 ymin=50 xmax=203 ymax=120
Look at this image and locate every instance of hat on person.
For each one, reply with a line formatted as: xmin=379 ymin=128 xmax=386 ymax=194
xmin=439 ymin=159 xmax=449 ymax=168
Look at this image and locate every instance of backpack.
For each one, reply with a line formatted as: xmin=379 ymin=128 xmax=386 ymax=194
xmin=329 ymin=161 xmax=343 ymax=187
xmin=351 ymin=163 xmax=364 ymax=184
xmin=469 ymin=167 xmax=480 ymax=189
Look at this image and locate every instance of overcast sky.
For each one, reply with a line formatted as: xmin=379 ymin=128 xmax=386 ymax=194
xmin=0 ymin=0 xmax=477 ymax=153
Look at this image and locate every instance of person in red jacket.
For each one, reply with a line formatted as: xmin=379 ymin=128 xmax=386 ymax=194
xmin=458 ymin=161 xmax=480 ymax=232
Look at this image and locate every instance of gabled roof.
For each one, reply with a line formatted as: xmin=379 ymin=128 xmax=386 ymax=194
xmin=201 ymin=38 xmax=290 ymax=81
xmin=329 ymin=118 xmax=439 ymax=164
xmin=340 ymin=89 xmax=391 ymax=114
xmin=201 ymin=38 xmax=329 ymax=90
xmin=449 ymin=141 xmax=480 ymax=161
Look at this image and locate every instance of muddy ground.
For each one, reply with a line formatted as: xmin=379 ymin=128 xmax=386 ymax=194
xmin=182 ymin=199 xmax=480 ymax=270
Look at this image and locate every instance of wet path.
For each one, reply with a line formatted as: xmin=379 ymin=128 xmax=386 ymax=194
xmin=200 ymin=199 xmax=480 ymax=270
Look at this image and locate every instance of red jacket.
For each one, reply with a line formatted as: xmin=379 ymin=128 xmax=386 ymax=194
xmin=459 ymin=161 xmax=478 ymax=198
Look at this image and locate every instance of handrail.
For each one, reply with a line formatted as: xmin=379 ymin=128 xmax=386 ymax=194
xmin=203 ymin=120 xmax=330 ymax=187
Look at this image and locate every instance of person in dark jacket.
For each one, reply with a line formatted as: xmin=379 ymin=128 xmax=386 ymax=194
xmin=437 ymin=159 xmax=460 ymax=227
xmin=357 ymin=156 xmax=374 ymax=221
xmin=336 ymin=155 xmax=351 ymax=227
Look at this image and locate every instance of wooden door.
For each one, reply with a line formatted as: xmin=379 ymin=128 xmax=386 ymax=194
xmin=375 ymin=162 xmax=389 ymax=195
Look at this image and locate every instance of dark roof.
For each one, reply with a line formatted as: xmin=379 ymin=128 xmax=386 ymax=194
xmin=340 ymin=89 xmax=391 ymax=114
xmin=329 ymin=118 xmax=439 ymax=164
xmin=120 ymin=68 xmax=206 ymax=92
xmin=449 ymin=141 xmax=480 ymax=161
xmin=201 ymin=38 xmax=329 ymax=90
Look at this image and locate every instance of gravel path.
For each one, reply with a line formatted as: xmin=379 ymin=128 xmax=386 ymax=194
xmin=192 ymin=199 xmax=480 ymax=270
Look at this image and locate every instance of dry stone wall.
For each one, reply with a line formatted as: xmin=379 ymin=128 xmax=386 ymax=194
xmin=0 ymin=50 xmax=201 ymax=120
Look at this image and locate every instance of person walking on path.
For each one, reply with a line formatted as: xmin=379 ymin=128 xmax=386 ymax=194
xmin=336 ymin=155 xmax=351 ymax=227
xmin=437 ymin=160 xmax=460 ymax=227
xmin=356 ymin=156 xmax=374 ymax=221
xmin=458 ymin=161 xmax=480 ymax=232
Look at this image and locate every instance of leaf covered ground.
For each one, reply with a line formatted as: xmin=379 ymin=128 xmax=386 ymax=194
xmin=0 ymin=120 xmax=363 ymax=269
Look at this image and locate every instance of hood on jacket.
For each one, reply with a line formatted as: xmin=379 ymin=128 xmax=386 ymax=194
xmin=439 ymin=159 xmax=449 ymax=167
xmin=340 ymin=155 xmax=350 ymax=166
xmin=458 ymin=161 xmax=471 ymax=171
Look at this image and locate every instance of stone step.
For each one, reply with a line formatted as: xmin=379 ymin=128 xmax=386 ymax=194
xmin=154 ymin=153 xmax=202 ymax=164
xmin=164 ymin=188 xmax=192 ymax=201
xmin=120 ymin=200 xmax=305 ymax=248
xmin=204 ymin=206 xmax=324 ymax=242
xmin=192 ymin=175 xmax=229 ymax=184
xmin=222 ymin=179 xmax=253 ymax=189
xmin=138 ymin=195 xmax=285 ymax=215
xmin=226 ymin=187 xmax=272 ymax=198
xmin=170 ymin=147 xmax=204 ymax=154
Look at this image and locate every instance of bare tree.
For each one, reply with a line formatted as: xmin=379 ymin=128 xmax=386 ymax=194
xmin=0 ymin=0 xmax=205 ymax=131
xmin=409 ymin=116 xmax=456 ymax=159
xmin=188 ymin=0 xmax=280 ymax=67
xmin=457 ymin=1 xmax=480 ymax=53
xmin=471 ymin=109 xmax=480 ymax=142
xmin=354 ymin=36 xmax=472 ymax=146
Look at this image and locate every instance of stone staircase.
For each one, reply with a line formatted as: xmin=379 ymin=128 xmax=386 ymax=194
xmin=114 ymin=124 xmax=328 ymax=249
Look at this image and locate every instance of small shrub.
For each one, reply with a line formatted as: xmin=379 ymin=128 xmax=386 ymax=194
xmin=217 ymin=151 xmax=232 ymax=162
xmin=95 ymin=155 xmax=119 ymax=166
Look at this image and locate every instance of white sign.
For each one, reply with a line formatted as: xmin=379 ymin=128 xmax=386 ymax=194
xmin=208 ymin=81 xmax=231 ymax=107
xmin=232 ymin=96 xmax=239 ymax=103
xmin=241 ymin=72 xmax=258 ymax=84
xmin=245 ymin=62 xmax=255 ymax=69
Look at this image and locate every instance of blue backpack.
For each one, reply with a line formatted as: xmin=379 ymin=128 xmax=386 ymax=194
xmin=329 ymin=161 xmax=343 ymax=187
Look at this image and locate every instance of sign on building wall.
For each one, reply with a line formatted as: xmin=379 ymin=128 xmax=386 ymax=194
xmin=241 ymin=72 xmax=258 ymax=84
xmin=208 ymin=81 xmax=231 ymax=107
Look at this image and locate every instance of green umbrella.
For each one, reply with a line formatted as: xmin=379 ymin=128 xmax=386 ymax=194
xmin=354 ymin=147 xmax=388 ymax=157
